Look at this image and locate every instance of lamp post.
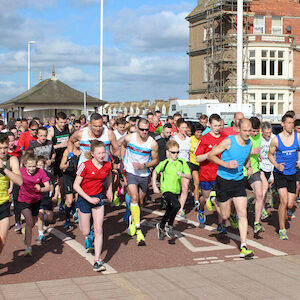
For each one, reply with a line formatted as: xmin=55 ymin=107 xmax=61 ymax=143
xmin=100 ymin=0 xmax=103 ymax=100
xmin=27 ymin=41 xmax=36 ymax=90
xmin=236 ymin=0 xmax=243 ymax=111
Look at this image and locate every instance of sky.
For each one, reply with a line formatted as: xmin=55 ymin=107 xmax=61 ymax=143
xmin=0 ymin=0 xmax=195 ymax=103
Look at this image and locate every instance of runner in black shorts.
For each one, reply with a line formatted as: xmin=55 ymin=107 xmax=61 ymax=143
xmin=60 ymin=140 xmax=81 ymax=228
xmin=208 ymin=118 xmax=254 ymax=258
xmin=268 ymin=113 xmax=300 ymax=240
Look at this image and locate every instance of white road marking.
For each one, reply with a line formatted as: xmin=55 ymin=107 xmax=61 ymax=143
xmin=47 ymin=227 xmax=117 ymax=275
xmin=142 ymin=217 xmax=236 ymax=253
xmin=197 ymin=261 xmax=210 ymax=264
xmin=210 ymin=260 xmax=225 ymax=263
xmin=141 ymin=207 xmax=288 ymax=256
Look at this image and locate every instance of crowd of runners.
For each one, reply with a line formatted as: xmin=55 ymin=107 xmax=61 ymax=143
xmin=0 ymin=109 xmax=299 ymax=271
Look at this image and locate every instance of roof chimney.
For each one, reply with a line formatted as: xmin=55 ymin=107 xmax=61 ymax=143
xmin=51 ymin=65 xmax=56 ymax=80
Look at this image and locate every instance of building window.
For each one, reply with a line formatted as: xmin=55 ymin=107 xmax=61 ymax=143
xmin=262 ymin=103 xmax=267 ymax=115
xmin=262 ymin=93 xmax=267 ymax=101
xmin=262 ymin=60 xmax=267 ymax=75
xmin=172 ymin=104 xmax=176 ymax=111
xmin=204 ymin=58 xmax=208 ymax=82
xmin=250 ymin=60 xmax=255 ymax=75
xmin=253 ymin=15 xmax=265 ymax=34
xmin=278 ymin=102 xmax=283 ymax=114
xmin=270 ymin=93 xmax=275 ymax=101
xmin=278 ymin=60 xmax=283 ymax=75
xmin=270 ymin=103 xmax=275 ymax=115
xmin=272 ymin=16 xmax=282 ymax=35
xmin=249 ymin=93 xmax=255 ymax=101
xmin=270 ymin=60 xmax=275 ymax=75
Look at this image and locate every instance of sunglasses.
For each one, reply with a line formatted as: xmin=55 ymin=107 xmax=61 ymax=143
xmin=30 ymin=128 xmax=38 ymax=132
xmin=169 ymin=151 xmax=179 ymax=154
xmin=138 ymin=128 xmax=149 ymax=132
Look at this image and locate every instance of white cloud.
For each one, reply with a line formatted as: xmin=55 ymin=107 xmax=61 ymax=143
xmin=0 ymin=81 xmax=26 ymax=101
xmin=107 ymin=7 xmax=189 ymax=53
xmin=54 ymin=67 xmax=95 ymax=83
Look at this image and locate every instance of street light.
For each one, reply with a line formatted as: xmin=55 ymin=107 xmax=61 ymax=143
xmin=100 ymin=0 xmax=103 ymax=100
xmin=28 ymin=40 xmax=36 ymax=90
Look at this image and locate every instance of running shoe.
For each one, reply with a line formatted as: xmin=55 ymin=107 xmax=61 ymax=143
xmin=279 ymin=229 xmax=288 ymax=240
xmin=194 ymin=201 xmax=200 ymax=209
xmin=156 ymin=223 xmax=165 ymax=240
xmin=37 ymin=234 xmax=45 ymax=245
xmin=165 ymin=224 xmax=175 ymax=239
xmin=217 ymin=223 xmax=227 ymax=234
xmin=207 ymin=191 xmax=216 ymax=211
xmin=128 ymin=215 xmax=136 ymax=236
xmin=64 ymin=219 xmax=71 ymax=229
xmin=261 ymin=208 xmax=271 ymax=221
xmin=24 ymin=246 xmax=32 ymax=257
xmin=73 ymin=208 xmax=79 ymax=223
xmin=59 ymin=200 xmax=65 ymax=212
xmin=14 ymin=223 xmax=22 ymax=234
xmin=229 ymin=214 xmax=238 ymax=229
xmin=287 ymin=209 xmax=296 ymax=219
xmin=240 ymin=246 xmax=254 ymax=258
xmin=176 ymin=209 xmax=186 ymax=219
xmin=254 ymin=222 xmax=265 ymax=234
xmin=198 ymin=210 xmax=206 ymax=228
xmin=136 ymin=229 xmax=145 ymax=246
xmin=296 ymin=197 xmax=300 ymax=204
xmin=85 ymin=237 xmax=94 ymax=253
xmin=93 ymin=260 xmax=106 ymax=272
xmin=112 ymin=191 xmax=120 ymax=207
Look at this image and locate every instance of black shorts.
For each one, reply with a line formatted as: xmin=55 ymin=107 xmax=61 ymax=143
xmin=261 ymin=169 xmax=272 ymax=181
xmin=189 ymin=162 xmax=200 ymax=173
xmin=296 ymin=168 xmax=300 ymax=182
xmin=0 ymin=201 xmax=11 ymax=221
xmin=215 ymin=176 xmax=247 ymax=203
xmin=18 ymin=201 xmax=41 ymax=217
xmin=63 ymin=174 xmax=76 ymax=194
xmin=53 ymin=166 xmax=63 ymax=178
xmin=273 ymin=172 xmax=296 ymax=194
xmin=40 ymin=203 xmax=53 ymax=211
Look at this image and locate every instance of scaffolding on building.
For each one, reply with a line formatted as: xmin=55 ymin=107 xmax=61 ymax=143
xmin=203 ymin=0 xmax=251 ymax=102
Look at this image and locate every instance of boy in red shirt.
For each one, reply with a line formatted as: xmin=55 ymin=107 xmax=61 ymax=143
xmin=18 ymin=120 xmax=38 ymax=151
xmin=195 ymin=114 xmax=227 ymax=232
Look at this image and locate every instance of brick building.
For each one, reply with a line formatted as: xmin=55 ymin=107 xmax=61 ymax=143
xmin=187 ymin=0 xmax=300 ymax=119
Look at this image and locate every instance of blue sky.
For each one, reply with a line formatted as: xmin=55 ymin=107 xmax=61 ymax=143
xmin=0 ymin=0 xmax=195 ymax=103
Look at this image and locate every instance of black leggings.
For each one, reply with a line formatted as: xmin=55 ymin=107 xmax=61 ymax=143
xmin=161 ymin=192 xmax=181 ymax=227
xmin=12 ymin=184 xmax=21 ymax=224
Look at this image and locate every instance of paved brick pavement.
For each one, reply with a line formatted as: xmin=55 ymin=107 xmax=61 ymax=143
xmin=1 ymin=255 xmax=300 ymax=300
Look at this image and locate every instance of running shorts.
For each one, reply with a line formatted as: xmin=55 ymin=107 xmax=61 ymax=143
xmin=247 ymin=171 xmax=261 ymax=185
xmin=126 ymin=173 xmax=149 ymax=194
xmin=77 ymin=192 xmax=105 ymax=214
xmin=188 ymin=162 xmax=200 ymax=173
xmin=63 ymin=174 xmax=76 ymax=195
xmin=18 ymin=201 xmax=41 ymax=217
xmin=0 ymin=201 xmax=11 ymax=221
xmin=273 ymin=172 xmax=296 ymax=194
xmin=215 ymin=176 xmax=247 ymax=202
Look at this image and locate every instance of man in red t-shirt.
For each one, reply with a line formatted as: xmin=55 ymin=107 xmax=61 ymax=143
xmin=222 ymin=112 xmax=244 ymax=136
xmin=18 ymin=120 xmax=39 ymax=151
xmin=195 ymin=114 xmax=227 ymax=231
